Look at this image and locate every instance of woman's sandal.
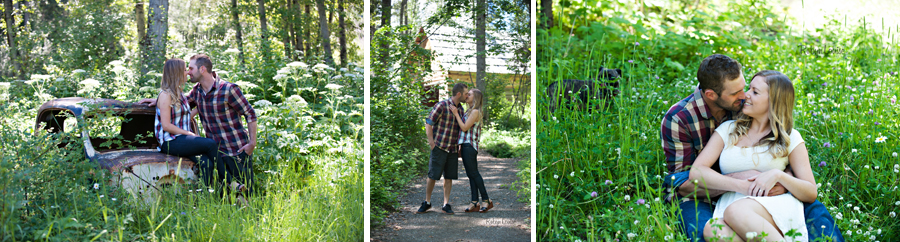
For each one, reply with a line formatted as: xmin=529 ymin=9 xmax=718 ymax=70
xmin=464 ymin=201 xmax=480 ymax=212
xmin=479 ymin=199 xmax=494 ymax=213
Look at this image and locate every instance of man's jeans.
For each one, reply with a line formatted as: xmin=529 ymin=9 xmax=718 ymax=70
xmin=666 ymin=171 xmax=845 ymax=242
xmin=221 ymin=151 xmax=254 ymax=196
xmin=160 ymin=135 xmax=224 ymax=188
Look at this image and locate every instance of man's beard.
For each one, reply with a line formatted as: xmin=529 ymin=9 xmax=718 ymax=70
xmin=189 ymin=74 xmax=200 ymax=83
xmin=715 ymin=97 xmax=742 ymax=112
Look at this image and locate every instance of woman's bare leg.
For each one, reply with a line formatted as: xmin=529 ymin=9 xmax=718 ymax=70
xmin=704 ymin=219 xmax=744 ymax=242
xmin=724 ymin=198 xmax=784 ymax=241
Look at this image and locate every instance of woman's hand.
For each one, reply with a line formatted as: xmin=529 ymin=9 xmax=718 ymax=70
xmin=448 ymin=105 xmax=458 ymax=115
xmin=747 ymin=169 xmax=784 ymax=197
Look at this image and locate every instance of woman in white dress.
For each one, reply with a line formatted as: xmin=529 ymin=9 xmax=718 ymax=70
xmin=689 ymin=70 xmax=817 ymax=241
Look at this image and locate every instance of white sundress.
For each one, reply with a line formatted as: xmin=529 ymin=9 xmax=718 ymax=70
xmin=710 ymin=120 xmax=808 ymax=241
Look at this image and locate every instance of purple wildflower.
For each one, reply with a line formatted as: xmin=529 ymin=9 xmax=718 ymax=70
xmin=850 ymin=96 xmax=854 ymax=101
xmin=591 ymin=191 xmax=598 ymax=197
xmin=654 ymin=75 xmax=659 ymax=80
xmin=819 ymin=161 xmax=827 ymax=167
xmin=839 ymin=132 xmax=843 ymax=135
xmin=875 ymin=122 xmax=881 ymax=125
xmin=823 ymin=142 xmax=831 ymax=148
xmin=634 ymin=42 xmax=640 ymax=46
xmin=869 ymin=110 xmax=874 ymax=115
xmin=627 ymin=60 xmax=634 ymax=63
xmin=636 ymin=199 xmax=646 ymax=205
xmin=892 ymin=96 xmax=897 ymax=104
xmin=822 ymin=82 xmax=828 ymax=87
xmin=817 ymin=75 xmax=821 ymax=78
xmin=605 ymin=180 xmax=613 ymax=185
xmin=873 ymin=80 xmax=879 ymax=86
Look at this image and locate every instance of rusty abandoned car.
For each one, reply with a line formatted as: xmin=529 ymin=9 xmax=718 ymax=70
xmin=34 ymin=97 xmax=198 ymax=202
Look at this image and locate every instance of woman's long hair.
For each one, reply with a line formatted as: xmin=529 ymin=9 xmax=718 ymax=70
xmin=728 ymin=70 xmax=795 ymax=158
xmin=161 ymin=58 xmax=187 ymax=110
xmin=466 ymin=89 xmax=484 ymax=119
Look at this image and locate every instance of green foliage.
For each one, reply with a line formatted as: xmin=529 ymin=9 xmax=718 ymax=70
xmin=481 ymin=126 xmax=530 ymax=159
xmin=369 ymin=24 xmax=434 ymax=226
xmin=538 ymin=0 xmax=900 ymax=241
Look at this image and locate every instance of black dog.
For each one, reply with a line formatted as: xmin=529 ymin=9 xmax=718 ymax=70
xmin=547 ymin=67 xmax=622 ymax=113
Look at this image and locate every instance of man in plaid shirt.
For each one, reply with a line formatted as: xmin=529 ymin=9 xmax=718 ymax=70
xmin=185 ymin=54 xmax=257 ymax=198
xmin=417 ymin=83 xmax=468 ymax=214
xmin=662 ymin=54 xmax=841 ymax=241
xmin=141 ymin=54 xmax=257 ymax=200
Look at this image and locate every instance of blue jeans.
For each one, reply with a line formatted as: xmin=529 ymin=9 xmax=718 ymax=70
xmin=160 ymin=135 xmax=225 ymax=188
xmin=220 ymin=151 xmax=254 ymax=197
xmin=460 ymin=143 xmax=489 ymax=202
xmin=667 ymin=171 xmax=845 ymax=242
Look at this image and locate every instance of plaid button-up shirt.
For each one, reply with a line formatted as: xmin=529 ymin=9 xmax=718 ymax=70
xmin=661 ymin=86 xmax=735 ymax=203
xmin=187 ymin=78 xmax=257 ymax=156
xmin=426 ymin=98 xmax=464 ymax=153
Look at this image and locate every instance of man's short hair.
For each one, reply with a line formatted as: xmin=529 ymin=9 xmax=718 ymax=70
xmin=452 ymin=83 xmax=468 ymax=97
xmin=697 ymin=54 xmax=742 ymax=95
xmin=190 ymin=54 xmax=214 ymax=74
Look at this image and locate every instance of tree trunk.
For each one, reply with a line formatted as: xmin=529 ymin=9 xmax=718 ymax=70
xmin=231 ymin=0 xmax=245 ymax=65
xmin=135 ymin=0 xmax=145 ymax=43
xmin=338 ymin=0 xmax=346 ymax=66
xmin=304 ymin=4 xmax=311 ymax=59
xmin=541 ymin=0 xmax=553 ymax=29
xmin=144 ymin=0 xmax=168 ymax=75
xmin=282 ymin=9 xmax=291 ymax=59
xmin=378 ymin=0 xmax=390 ymax=73
xmin=4 ymin=0 xmax=19 ymax=77
xmin=20 ymin=1 xmax=32 ymax=31
xmin=399 ymin=0 xmax=407 ymax=34
xmin=380 ymin=0 xmax=390 ymax=28
xmin=315 ymin=0 xmax=333 ymax=65
xmin=293 ymin=0 xmax=302 ymax=60
xmin=475 ymin=0 xmax=487 ymax=121
xmin=257 ymin=0 xmax=269 ymax=59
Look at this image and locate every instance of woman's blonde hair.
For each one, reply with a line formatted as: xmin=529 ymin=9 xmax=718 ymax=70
xmin=161 ymin=58 xmax=187 ymax=110
xmin=729 ymin=70 xmax=795 ymax=158
xmin=466 ymin=89 xmax=484 ymax=118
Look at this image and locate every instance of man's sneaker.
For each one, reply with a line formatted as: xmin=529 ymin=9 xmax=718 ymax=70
xmin=416 ymin=201 xmax=432 ymax=214
xmin=441 ymin=204 xmax=454 ymax=214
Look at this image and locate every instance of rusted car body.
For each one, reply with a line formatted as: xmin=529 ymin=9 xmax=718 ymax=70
xmin=34 ymin=97 xmax=197 ymax=201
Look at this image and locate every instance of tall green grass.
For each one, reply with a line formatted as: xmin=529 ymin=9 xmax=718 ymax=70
xmin=538 ymin=0 xmax=900 ymax=240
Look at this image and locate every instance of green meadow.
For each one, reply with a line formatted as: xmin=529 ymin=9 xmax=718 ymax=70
xmin=537 ymin=0 xmax=900 ymax=241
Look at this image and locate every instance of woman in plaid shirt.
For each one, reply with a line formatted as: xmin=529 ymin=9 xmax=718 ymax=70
xmin=449 ymin=89 xmax=493 ymax=213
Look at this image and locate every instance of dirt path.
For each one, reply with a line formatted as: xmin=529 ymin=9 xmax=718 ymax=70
xmin=372 ymin=152 xmax=531 ymax=242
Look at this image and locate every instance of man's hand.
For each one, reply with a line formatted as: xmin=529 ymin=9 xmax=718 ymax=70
xmin=237 ymin=142 xmax=256 ymax=156
xmin=678 ymin=180 xmax=727 ymax=198
xmin=138 ymin=98 xmax=157 ymax=107
xmin=428 ymin=139 xmax=435 ymax=150
xmin=767 ymin=183 xmax=787 ymax=196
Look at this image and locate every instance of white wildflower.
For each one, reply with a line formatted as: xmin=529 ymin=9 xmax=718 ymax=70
xmin=254 ymin=100 xmax=273 ymax=107
xmin=287 ymin=61 xmax=308 ymax=69
xmin=325 ymin=83 xmax=344 ymax=90
xmin=746 ymin=232 xmax=758 ymax=239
